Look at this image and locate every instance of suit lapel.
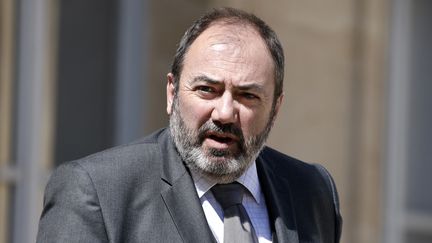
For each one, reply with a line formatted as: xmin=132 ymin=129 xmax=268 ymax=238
xmin=158 ymin=130 xmax=215 ymax=243
xmin=157 ymin=130 xmax=298 ymax=242
xmin=257 ymin=152 xmax=299 ymax=243
xmin=161 ymin=172 xmax=215 ymax=243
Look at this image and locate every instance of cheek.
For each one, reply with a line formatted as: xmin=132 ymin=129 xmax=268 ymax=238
xmin=179 ymin=97 xmax=213 ymax=126
xmin=238 ymin=108 xmax=270 ymax=136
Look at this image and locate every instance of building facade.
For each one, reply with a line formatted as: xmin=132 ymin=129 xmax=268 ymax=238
xmin=0 ymin=0 xmax=431 ymax=242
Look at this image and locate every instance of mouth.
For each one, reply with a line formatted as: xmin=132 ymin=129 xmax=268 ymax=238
xmin=204 ymin=131 xmax=239 ymax=149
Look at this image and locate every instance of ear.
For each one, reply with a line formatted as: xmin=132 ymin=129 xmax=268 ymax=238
xmin=272 ymin=92 xmax=284 ymax=120
xmin=166 ymin=73 xmax=176 ymax=115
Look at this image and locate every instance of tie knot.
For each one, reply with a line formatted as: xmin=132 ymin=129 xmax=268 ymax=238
xmin=211 ymin=182 xmax=245 ymax=209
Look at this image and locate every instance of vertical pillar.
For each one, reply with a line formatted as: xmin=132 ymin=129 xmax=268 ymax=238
xmin=0 ymin=1 xmax=16 ymax=242
xmin=13 ymin=0 xmax=57 ymax=242
xmin=115 ymin=0 xmax=149 ymax=144
xmin=384 ymin=0 xmax=412 ymax=242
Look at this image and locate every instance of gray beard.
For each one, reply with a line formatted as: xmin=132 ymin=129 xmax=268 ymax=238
xmin=169 ymin=96 xmax=275 ymax=184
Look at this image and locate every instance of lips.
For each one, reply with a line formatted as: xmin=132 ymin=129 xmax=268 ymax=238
xmin=203 ymin=131 xmax=240 ymax=150
xmin=206 ymin=131 xmax=238 ymax=143
xmin=209 ymin=135 xmax=232 ymax=143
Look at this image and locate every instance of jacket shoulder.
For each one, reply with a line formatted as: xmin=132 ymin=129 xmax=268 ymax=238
xmin=39 ymin=128 xmax=174 ymax=242
xmin=259 ymin=146 xmax=317 ymax=174
xmin=71 ymin=128 xmax=168 ymax=171
xmin=259 ymin=146 xmax=342 ymax=242
xmin=259 ymin=146 xmax=336 ymax=197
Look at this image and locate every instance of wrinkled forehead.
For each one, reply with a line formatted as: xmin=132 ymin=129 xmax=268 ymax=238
xmin=185 ymin=22 xmax=272 ymax=67
xmin=206 ymin=22 xmax=253 ymax=43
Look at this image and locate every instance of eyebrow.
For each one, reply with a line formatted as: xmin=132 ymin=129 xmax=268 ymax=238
xmin=191 ymin=75 xmax=220 ymax=85
xmin=237 ymin=83 xmax=265 ymax=93
xmin=191 ymin=75 xmax=266 ymax=93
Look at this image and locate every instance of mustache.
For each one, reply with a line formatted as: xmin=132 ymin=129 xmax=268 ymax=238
xmin=197 ymin=121 xmax=244 ymax=143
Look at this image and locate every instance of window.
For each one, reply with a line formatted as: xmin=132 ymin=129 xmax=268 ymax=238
xmin=385 ymin=0 xmax=432 ymax=242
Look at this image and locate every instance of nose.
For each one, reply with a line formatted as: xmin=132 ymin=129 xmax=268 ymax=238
xmin=211 ymin=92 xmax=238 ymax=124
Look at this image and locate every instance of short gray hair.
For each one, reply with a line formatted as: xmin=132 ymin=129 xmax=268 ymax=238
xmin=170 ymin=7 xmax=285 ymax=101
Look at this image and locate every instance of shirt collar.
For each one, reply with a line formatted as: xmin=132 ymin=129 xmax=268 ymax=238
xmin=190 ymin=161 xmax=262 ymax=204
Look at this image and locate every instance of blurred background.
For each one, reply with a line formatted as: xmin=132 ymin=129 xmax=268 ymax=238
xmin=0 ymin=0 xmax=431 ymax=242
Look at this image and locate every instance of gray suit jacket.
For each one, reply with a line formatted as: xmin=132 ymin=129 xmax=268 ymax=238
xmin=37 ymin=128 xmax=342 ymax=242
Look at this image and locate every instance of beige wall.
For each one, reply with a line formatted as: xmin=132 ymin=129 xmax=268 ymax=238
xmin=0 ymin=1 xmax=389 ymax=242
xmin=148 ymin=1 xmax=389 ymax=242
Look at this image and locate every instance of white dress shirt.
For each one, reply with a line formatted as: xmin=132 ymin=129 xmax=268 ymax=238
xmin=190 ymin=162 xmax=272 ymax=243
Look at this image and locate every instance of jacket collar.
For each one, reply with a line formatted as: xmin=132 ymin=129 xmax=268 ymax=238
xmin=158 ymin=129 xmax=216 ymax=243
xmin=257 ymin=148 xmax=299 ymax=243
xmin=158 ymin=129 xmax=298 ymax=243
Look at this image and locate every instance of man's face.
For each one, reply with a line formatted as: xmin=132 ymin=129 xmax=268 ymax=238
xmin=167 ymin=23 xmax=283 ymax=183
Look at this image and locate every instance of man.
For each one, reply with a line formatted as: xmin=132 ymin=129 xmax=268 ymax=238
xmin=37 ymin=7 xmax=342 ymax=243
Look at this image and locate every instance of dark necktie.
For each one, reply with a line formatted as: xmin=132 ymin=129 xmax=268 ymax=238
xmin=211 ymin=182 xmax=258 ymax=243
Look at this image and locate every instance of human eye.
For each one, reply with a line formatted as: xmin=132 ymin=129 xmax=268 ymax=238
xmin=236 ymin=91 xmax=262 ymax=107
xmin=241 ymin=92 xmax=259 ymax=100
xmin=196 ymin=85 xmax=215 ymax=93
xmin=194 ymin=85 xmax=219 ymax=99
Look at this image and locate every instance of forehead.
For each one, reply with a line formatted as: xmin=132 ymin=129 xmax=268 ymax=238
xmin=181 ymin=22 xmax=275 ymax=86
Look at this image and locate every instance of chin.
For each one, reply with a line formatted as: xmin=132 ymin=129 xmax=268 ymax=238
xmin=200 ymin=166 xmax=245 ymax=184
xmin=195 ymin=152 xmax=251 ymax=183
xmin=205 ymin=173 xmax=240 ymax=184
